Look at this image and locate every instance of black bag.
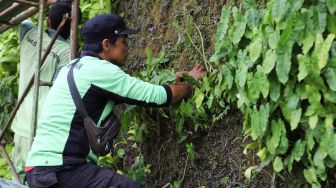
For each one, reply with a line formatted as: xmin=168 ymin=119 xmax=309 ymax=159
xmin=67 ymin=59 xmax=121 ymax=156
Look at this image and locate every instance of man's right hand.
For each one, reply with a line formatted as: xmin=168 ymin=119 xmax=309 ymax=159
xmin=188 ymin=64 xmax=205 ymax=80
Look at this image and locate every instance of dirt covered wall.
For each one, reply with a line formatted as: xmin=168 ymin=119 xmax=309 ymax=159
xmin=118 ymin=0 xmax=272 ymax=187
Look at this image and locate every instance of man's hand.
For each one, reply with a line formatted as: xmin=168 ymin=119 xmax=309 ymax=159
xmin=175 ymin=64 xmax=206 ymax=83
xmin=188 ymin=64 xmax=205 ymax=80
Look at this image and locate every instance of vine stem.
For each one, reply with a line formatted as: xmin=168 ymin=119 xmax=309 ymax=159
xmin=184 ymin=24 xmax=211 ymax=72
xmin=180 ymin=154 xmax=189 ymax=183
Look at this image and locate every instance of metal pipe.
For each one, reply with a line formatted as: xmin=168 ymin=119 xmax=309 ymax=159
xmin=0 ymin=144 xmax=21 ymax=184
xmin=13 ymin=0 xmax=39 ymax=7
xmin=30 ymin=0 xmax=45 ymax=146
xmin=70 ymin=0 xmax=80 ymax=60
xmin=0 ymin=13 xmax=68 ymax=143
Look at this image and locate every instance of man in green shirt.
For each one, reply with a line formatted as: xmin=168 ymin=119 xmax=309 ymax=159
xmin=11 ymin=1 xmax=77 ymax=181
xmin=25 ymin=14 xmax=205 ymax=188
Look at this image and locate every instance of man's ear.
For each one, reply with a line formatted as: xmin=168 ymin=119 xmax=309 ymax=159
xmin=46 ymin=17 xmax=51 ymax=28
xmin=101 ymin=39 xmax=111 ymax=51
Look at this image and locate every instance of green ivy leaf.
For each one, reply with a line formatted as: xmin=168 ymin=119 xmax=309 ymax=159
xmin=327 ymin=14 xmax=336 ymax=34
xmin=273 ymin=156 xmax=284 ymax=172
xmin=328 ymin=134 xmax=336 ymax=160
xmin=304 ymin=168 xmax=318 ymax=184
xmin=249 ymin=36 xmax=263 ymax=62
xmin=257 ymin=147 xmax=268 ymax=161
xmin=313 ymin=6 xmax=327 ymax=33
xmin=290 ymin=108 xmax=302 ymax=130
xmin=327 ymin=0 xmax=336 ymax=14
xmin=293 ymin=140 xmax=305 ymax=162
xmin=244 ymin=166 xmax=257 ymax=180
xmin=317 ymin=34 xmax=335 ymax=70
xmin=270 ymin=77 xmax=281 ymax=101
xmin=186 ymin=143 xmax=196 ymax=160
xmin=210 ymin=7 xmax=230 ymax=63
xmin=231 ymin=7 xmax=247 ymax=44
xmin=236 ymin=60 xmax=248 ymax=88
xmin=309 ymin=115 xmax=319 ymax=129
xmin=247 ymin=8 xmax=260 ymax=30
xmin=278 ymin=120 xmax=289 ymax=154
xmin=267 ymin=120 xmax=281 ymax=154
xmin=263 ymin=49 xmax=276 ymax=74
xmin=267 ymin=28 xmax=280 ymax=50
xmin=222 ymin=64 xmax=233 ymax=89
xmin=297 ymin=54 xmax=309 ymax=81
xmin=194 ymin=89 xmax=205 ymax=109
xmin=324 ymin=68 xmax=336 ymax=91
xmin=271 ymin=0 xmax=288 ymax=23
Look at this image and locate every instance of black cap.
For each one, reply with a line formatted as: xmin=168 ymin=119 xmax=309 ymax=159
xmin=81 ymin=14 xmax=138 ymax=44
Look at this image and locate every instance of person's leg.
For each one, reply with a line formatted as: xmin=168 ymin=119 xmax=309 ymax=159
xmin=106 ymin=172 xmax=144 ymax=188
xmin=55 ymin=163 xmax=143 ymax=188
xmin=25 ymin=167 xmax=58 ymax=188
xmin=12 ymin=134 xmax=31 ymax=181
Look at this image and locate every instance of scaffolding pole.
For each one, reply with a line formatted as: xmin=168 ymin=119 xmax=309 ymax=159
xmin=0 ymin=144 xmax=21 ymax=183
xmin=70 ymin=0 xmax=80 ymax=60
xmin=30 ymin=0 xmax=45 ymax=146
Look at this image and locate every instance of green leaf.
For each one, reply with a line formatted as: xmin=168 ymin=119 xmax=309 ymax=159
xmin=313 ymin=148 xmax=327 ymax=173
xmin=117 ymin=148 xmax=125 ymax=157
xmin=290 ymin=108 xmax=302 ymax=130
xmin=247 ymin=8 xmax=260 ymax=30
xmin=221 ymin=64 xmax=233 ymax=89
xmin=267 ymin=120 xmax=282 ymax=154
xmin=313 ymin=6 xmax=327 ymax=33
xmin=247 ymin=73 xmax=260 ymax=103
xmin=210 ymin=7 xmax=230 ymax=63
xmin=328 ymin=134 xmax=336 ymax=160
xmin=263 ymin=50 xmax=276 ymax=73
xmin=251 ymin=104 xmax=269 ymax=140
xmin=301 ymin=32 xmax=315 ymax=55
xmin=182 ymin=75 xmax=202 ymax=88
xmin=327 ymin=0 xmax=336 ymax=14
xmin=271 ymin=0 xmax=288 ymax=23
xmin=186 ymin=143 xmax=196 ymax=160
xmin=236 ymin=59 xmax=248 ymax=88
xmin=268 ymin=29 xmax=280 ymax=50
xmin=257 ymin=147 xmax=268 ymax=161
xmin=270 ymin=77 xmax=281 ymax=101
xmin=324 ymin=68 xmax=336 ymax=91
xmin=231 ymin=7 xmax=247 ymax=44
xmin=304 ymin=168 xmax=318 ymax=184
xmin=244 ymin=166 xmax=257 ymax=180
xmin=306 ymin=129 xmax=315 ymax=151
xmin=194 ymin=89 xmax=205 ymax=109
xmin=297 ymin=54 xmax=309 ymax=81
xmin=318 ymin=34 xmax=335 ymax=70
xmin=273 ymin=156 xmax=284 ymax=172
xmin=278 ymin=121 xmax=289 ymax=154
xmin=327 ymin=14 xmax=336 ymax=34
xmin=309 ymin=115 xmax=319 ymax=129
xmin=276 ymin=17 xmax=297 ymax=84
xmin=249 ymin=36 xmax=263 ymax=62
xmin=292 ymin=140 xmax=305 ymax=162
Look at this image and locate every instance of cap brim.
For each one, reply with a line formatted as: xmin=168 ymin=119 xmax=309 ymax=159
xmin=117 ymin=28 xmax=138 ymax=35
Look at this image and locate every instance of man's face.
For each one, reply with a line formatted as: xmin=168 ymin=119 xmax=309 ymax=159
xmin=108 ymin=36 xmax=128 ymax=66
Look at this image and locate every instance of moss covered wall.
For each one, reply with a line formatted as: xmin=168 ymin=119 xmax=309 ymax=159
xmin=118 ymin=0 xmax=272 ymax=187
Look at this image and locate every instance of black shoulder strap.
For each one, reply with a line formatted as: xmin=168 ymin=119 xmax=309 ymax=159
xmin=67 ymin=58 xmax=89 ymax=118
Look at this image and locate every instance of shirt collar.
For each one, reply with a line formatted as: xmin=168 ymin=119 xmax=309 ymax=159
xmin=46 ymin=28 xmax=67 ymax=42
xmin=80 ymin=51 xmax=103 ymax=60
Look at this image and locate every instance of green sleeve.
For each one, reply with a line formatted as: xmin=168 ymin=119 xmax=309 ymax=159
xmin=90 ymin=62 xmax=172 ymax=107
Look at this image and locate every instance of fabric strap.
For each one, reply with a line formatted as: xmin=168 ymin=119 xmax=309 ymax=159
xmin=67 ymin=58 xmax=89 ymax=118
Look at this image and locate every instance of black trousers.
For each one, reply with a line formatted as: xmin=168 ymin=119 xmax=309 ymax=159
xmin=25 ymin=163 xmax=143 ymax=188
